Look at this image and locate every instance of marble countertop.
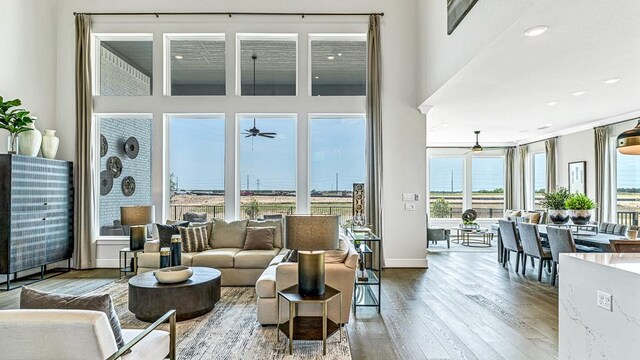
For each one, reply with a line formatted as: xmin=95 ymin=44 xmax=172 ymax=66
xmin=564 ymin=253 xmax=640 ymax=275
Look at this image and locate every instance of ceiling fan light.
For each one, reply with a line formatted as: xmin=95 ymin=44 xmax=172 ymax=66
xmin=472 ymin=145 xmax=483 ymax=152
xmin=617 ymin=120 xmax=640 ymax=155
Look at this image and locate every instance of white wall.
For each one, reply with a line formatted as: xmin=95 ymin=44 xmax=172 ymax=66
xmin=48 ymin=0 xmax=427 ymax=268
xmin=556 ymin=128 xmax=596 ymax=199
xmin=0 ymin=0 xmax=58 ymax=150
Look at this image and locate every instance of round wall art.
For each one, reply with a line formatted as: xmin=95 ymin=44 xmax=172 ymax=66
xmin=100 ymin=170 xmax=113 ymax=196
xmin=106 ymin=156 xmax=123 ymax=178
xmin=124 ymin=137 xmax=139 ymax=159
xmin=122 ymin=176 xmax=136 ymax=197
xmin=100 ymin=134 xmax=108 ymax=157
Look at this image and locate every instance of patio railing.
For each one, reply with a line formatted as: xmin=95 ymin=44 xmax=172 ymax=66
xmin=170 ymin=204 xmax=354 ymax=221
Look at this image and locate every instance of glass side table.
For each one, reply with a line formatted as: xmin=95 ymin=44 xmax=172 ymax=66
xmin=276 ymin=284 xmax=342 ymax=355
xmin=119 ymin=247 xmax=143 ymax=278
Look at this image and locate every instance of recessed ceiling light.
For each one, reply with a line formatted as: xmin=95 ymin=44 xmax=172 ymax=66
xmin=338 ymin=53 xmax=342 ymax=56
xmin=327 ymin=56 xmax=335 ymax=60
xmin=314 ymin=76 xmax=319 ymax=79
xmin=174 ymin=55 xmax=183 ymax=60
xmin=571 ymin=90 xmax=587 ymax=96
xmin=441 ymin=122 xmax=449 ymax=128
xmin=546 ymin=101 xmax=558 ymax=106
xmin=603 ymin=77 xmax=621 ymax=84
xmin=524 ymin=25 xmax=548 ymax=37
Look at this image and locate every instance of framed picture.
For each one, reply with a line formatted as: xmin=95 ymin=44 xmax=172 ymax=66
xmin=447 ymin=0 xmax=480 ymax=35
xmin=568 ymin=161 xmax=586 ymax=194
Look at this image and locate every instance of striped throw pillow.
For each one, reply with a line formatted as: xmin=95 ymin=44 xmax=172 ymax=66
xmin=178 ymin=225 xmax=210 ymax=253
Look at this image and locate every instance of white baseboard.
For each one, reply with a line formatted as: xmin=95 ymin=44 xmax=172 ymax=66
xmin=384 ymin=258 xmax=428 ymax=268
xmin=96 ymin=259 xmax=121 ymax=268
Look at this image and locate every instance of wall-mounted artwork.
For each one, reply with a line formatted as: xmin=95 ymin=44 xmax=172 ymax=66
xmin=448 ymin=0 xmax=480 ymax=35
xmin=569 ymin=161 xmax=586 ymax=194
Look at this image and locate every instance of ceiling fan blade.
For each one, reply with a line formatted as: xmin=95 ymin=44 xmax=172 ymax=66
xmin=244 ymin=134 xmax=253 ymax=138
xmin=260 ymin=132 xmax=277 ymax=136
xmin=259 ymin=134 xmax=276 ymax=138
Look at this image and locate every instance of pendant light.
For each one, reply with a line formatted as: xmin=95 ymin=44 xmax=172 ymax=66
xmin=471 ymin=130 xmax=483 ymax=152
xmin=617 ymin=120 xmax=640 ymax=154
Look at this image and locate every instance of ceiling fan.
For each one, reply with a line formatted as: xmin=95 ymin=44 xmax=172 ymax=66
xmin=243 ymin=53 xmax=277 ymax=149
xmin=471 ymin=130 xmax=483 ymax=153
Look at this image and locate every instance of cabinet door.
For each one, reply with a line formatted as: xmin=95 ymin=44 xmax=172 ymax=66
xmin=9 ymin=213 xmax=47 ymax=272
xmin=45 ymin=162 xmax=73 ymax=262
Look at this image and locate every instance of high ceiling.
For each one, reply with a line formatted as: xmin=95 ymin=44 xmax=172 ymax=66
xmin=422 ymin=0 xmax=640 ymax=146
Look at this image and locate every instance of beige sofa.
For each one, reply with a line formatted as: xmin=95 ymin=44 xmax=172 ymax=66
xmin=137 ymin=219 xmax=286 ymax=286
xmin=255 ymin=237 xmax=358 ymax=325
xmin=0 ymin=309 xmax=172 ymax=360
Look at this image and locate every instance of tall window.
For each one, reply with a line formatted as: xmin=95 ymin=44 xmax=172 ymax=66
xmin=166 ymin=35 xmax=226 ymax=96
xmin=168 ymin=115 xmax=225 ymax=221
xmin=95 ymin=35 xmax=153 ymax=96
xmin=309 ymin=115 xmax=366 ymax=220
xmin=429 ymin=157 xmax=464 ymax=218
xmin=532 ymin=152 xmax=547 ymax=210
xmin=238 ymin=115 xmax=297 ymax=219
xmin=238 ymin=35 xmax=297 ymax=96
xmin=471 ymin=157 xmax=505 ymax=218
xmin=310 ymin=35 xmax=366 ymax=96
xmin=616 ymin=152 xmax=640 ymax=226
xmin=97 ymin=115 xmax=153 ymax=236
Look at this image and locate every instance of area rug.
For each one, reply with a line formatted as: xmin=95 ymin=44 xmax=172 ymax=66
xmin=427 ymin=242 xmax=496 ymax=253
xmin=89 ymin=280 xmax=351 ymax=360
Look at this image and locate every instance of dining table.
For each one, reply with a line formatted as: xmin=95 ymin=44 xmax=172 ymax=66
xmin=493 ymin=223 xmax=623 ymax=263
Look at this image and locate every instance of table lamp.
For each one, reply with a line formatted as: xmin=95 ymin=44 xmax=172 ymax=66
xmin=121 ymin=205 xmax=155 ymax=251
xmin=285 ymin=215 xmax=339 ymax=296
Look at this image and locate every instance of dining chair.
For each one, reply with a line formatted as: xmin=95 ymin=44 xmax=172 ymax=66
xmin=517 ymin=223 xmax=553 ymax=281
xmin=609 ymin=240 xmax=640 ymax=253
xmin=546 ymin=227 xmax=577 ymax=286
xmin=498 ymin=220 xmax=523 ymax=272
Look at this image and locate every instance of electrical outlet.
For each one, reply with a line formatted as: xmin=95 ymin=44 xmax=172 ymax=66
xmin=405 ymin=203 xmax=416 ymax=211
xmin=597 ymin=290 xmax=612 ymax=311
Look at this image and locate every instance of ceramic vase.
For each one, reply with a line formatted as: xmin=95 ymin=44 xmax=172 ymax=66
xmin=18 ymin=119 xmax=42 ymax=157
xmin=548 ymin=209 xmax=570 ymax=224
xmin=41 ymin=129 xmax=59 ymax=159
xmin=569 ymin=209 xmax=592 ymax=225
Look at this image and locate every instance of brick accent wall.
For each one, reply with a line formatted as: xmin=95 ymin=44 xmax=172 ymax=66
xmin=99 ymin=46 xmax=151 ymax=96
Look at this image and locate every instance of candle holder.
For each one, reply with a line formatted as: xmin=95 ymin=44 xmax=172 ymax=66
xmin=170 ymin=235 xmax=182 ymax=266
xmin=159 ymin=247 xmax=171 ymax=268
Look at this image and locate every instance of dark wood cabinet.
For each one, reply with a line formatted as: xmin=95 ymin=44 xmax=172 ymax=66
xmin=0 ymin=155 xmax=74 ymax=289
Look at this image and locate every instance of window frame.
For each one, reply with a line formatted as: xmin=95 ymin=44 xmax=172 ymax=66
xmin=530 ymin=150 xmax=546 ymax=210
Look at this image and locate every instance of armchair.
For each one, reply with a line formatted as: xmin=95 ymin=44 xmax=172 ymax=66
xmin=427 ymin=227 xmax=450 ymax=248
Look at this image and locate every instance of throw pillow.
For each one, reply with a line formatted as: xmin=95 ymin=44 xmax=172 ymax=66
xmin=189 ymin=221 xmax=215 ymax=249
xmin=179 ymin=225 xmax=210 ymax=253
xmin=156 ymin=221 xmax=189 ymax=248
xmin=211 ymin=219 xmax=248 ymax=248
xmin=183 ymin=212 xmax=207 ymax=223
xmin=523 ymin=211 xmax=541 ymax=224
xmin=244 ymin=227 xmax=276 ymax=250
xmin=248 ymin=219 xmax=283 ymax=248
xmin=282 ymin=249 xmax=298 ymax=263
xmin=20 ymin=287 xmax=126 ymax=349
xmin=504 ymin=209 xmax=521 ymax=219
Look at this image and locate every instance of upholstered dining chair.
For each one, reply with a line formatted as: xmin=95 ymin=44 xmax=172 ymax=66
xmin=546 ymin=227 xmax=577 ymax=286
xmin=517 ymin=223 xmax=553 ymax=282
xmin=609 ymin=240 xmax=640 ymax=253
xmin=498 ymin=220 xmax=523 ymax=272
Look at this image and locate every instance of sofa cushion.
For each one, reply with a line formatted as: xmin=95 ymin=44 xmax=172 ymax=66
xmin=179 ymin=225 xmax=210 ymax=253
xmin=255 ymin=265 xmax=277 ymax=298
xmin=244 ymin=227 xmax=275 ymax=250
xmin=121 ymin=329 xmax=170 ymax=360
xmin=326 ymin=238 xmax=350 ymax=263
xmin=20 ymin=287 xmax=126 ymax=350
xmin=235 ymin=249 xmax=281 ymax=269
xmin=211 ymin=219 xmax=248 ymax=248
xmin=138 ymin=252 xmax=198 ymax=268
xmin=248 ymin=219 xmax=283 ymax=248
xmin=144 ymin=239 xmax=160 ymax=253
xmin=191 ymin=248 xmax=241 ymax=268
xmin=156 ymin=221 xmax=189 ymax=248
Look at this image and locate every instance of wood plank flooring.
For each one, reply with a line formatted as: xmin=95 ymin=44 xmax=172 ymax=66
xmin=0 ymin=250 xmax=558 ymax=360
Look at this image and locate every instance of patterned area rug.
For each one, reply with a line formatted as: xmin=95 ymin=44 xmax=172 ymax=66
xmin=90 ymin=281 xmax=351 ymax=360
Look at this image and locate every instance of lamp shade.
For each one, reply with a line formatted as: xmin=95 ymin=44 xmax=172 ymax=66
xmin=617 ymin=120 xmax=640 ymax=155
xmin=120 ymin=205 xmax=155 ymax=226
xmin=285 ymin=215 xmax=339 ymax=251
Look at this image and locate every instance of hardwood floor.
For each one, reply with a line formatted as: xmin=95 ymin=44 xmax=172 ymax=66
xmin=0 ymin=250 xmax=558 ymax=360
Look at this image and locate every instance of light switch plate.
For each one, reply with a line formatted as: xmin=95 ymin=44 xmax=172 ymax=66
xmin=597 ymin=290 xmax=612 ymax=311
xmin=405 ymin=203 xmax=416 ymax=211
xmin=402 ymin=193 xmax=414 ymax=201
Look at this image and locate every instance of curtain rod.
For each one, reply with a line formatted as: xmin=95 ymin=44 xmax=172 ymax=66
xmin=72 ymin=11 xmax=384 ymax=17
xmin=426 ymin=146 xmax=515 ymax=150
xmin=517 ymin=135 xmax=558 ymax=148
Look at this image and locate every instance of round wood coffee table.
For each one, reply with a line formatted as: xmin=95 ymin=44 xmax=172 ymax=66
xmin=128 ymin=267 xmax=221 ymax=322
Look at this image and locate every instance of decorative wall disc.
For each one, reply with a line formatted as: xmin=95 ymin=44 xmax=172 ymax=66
xmin=106 ymin=156 xmax=123 ymax=178
xmin=124 ymin=137 xmax=139 ymax=159
xmin=122 ymin=176 xmax=136 ymax=197
xmin=100 ymin=170 xmax=113 ymax=196
xmin=100 ymin=134 xmax=108 ymax=157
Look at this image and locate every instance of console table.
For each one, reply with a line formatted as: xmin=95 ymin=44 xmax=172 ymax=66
xmin=347 ymin=228 xmax=381 ymax=314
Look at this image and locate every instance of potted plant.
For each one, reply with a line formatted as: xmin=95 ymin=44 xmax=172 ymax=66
xmin=540 ymin=187 xmax=571 ymax=224
xmin=0 ymin=96 xmax=34 ymax=154
xmin=564 ymin=193 xmax=596 ymax=225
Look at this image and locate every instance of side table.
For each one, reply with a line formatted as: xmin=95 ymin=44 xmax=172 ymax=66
xmin=120 ymin=247 xmax=143 ymax=278
xmin=276 ymin=285 xmax=342 ymax=355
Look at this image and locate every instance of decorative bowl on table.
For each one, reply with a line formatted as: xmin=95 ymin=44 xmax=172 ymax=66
xmin=153 ymin=266 xmax=193 ymax=284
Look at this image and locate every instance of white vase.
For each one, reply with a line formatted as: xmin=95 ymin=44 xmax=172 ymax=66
xmin=18 ymin=119 xmax=42 ymax=157
xmin=41 ymin=129 xmax=59 ymax=159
